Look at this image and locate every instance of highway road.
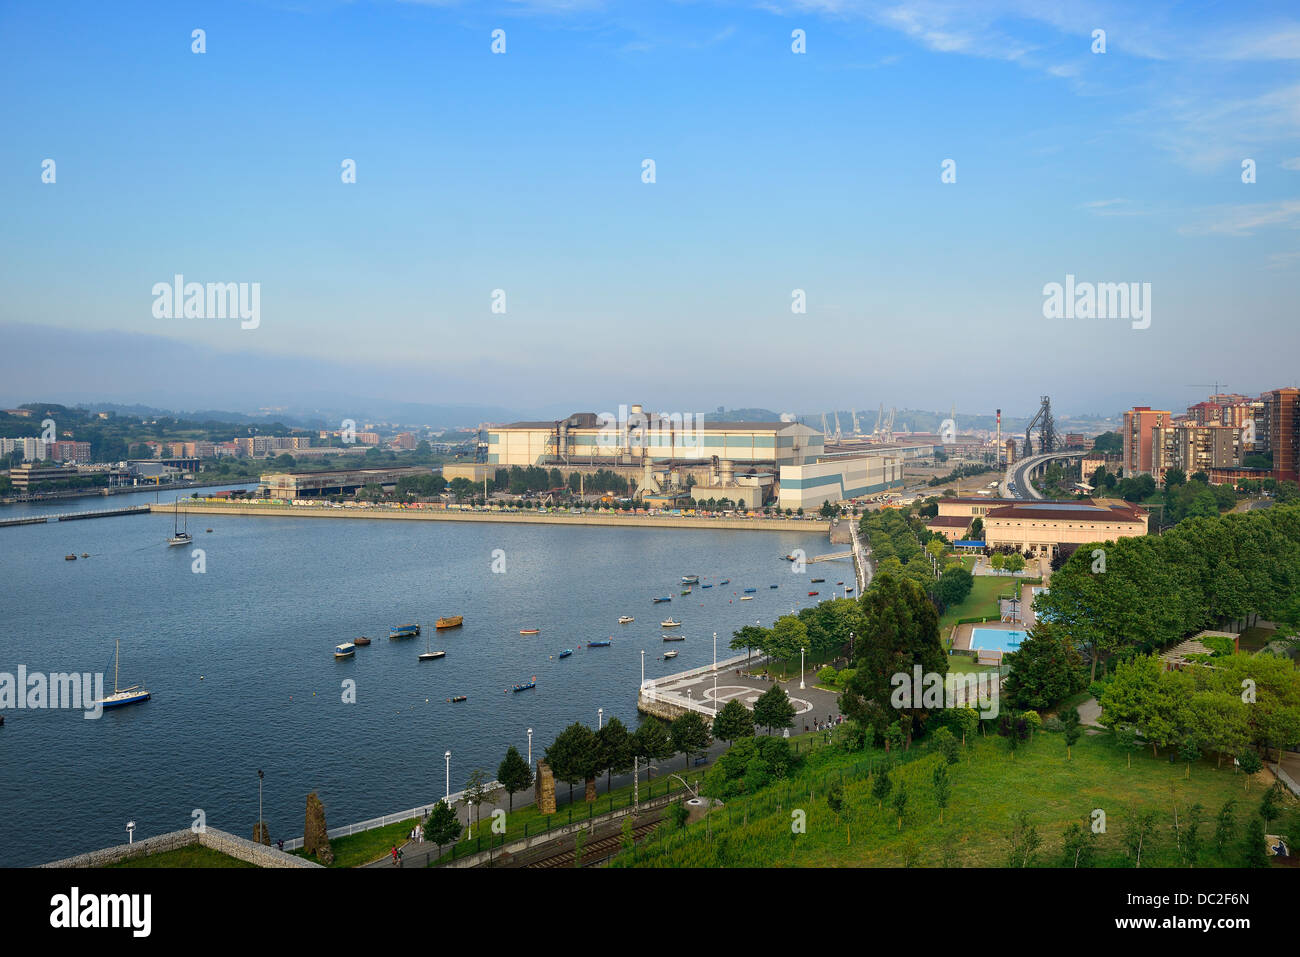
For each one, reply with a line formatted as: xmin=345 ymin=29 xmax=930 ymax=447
xmin=1000 ymin=451 xmax=1086 ymax=500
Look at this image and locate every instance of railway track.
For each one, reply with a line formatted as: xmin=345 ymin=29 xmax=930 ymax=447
xmin=525 ymin=818 xmax=660 ymax=868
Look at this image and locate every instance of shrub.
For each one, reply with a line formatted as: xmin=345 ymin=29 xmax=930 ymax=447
xmin=1021 ymin=710 xmax=1043 ymax=734
xmin=817 ymin=666 xmax=839 ymax=686
xmin=1237 ymin=751 xmax=1264 ymax=774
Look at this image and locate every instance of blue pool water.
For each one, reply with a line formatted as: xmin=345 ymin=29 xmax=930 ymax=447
xmin=969 ymin=627 xmax=1026 ymax=653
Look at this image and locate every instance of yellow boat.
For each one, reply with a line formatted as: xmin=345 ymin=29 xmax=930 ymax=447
xmin=436 ymin=615 xmax=464 ymax=630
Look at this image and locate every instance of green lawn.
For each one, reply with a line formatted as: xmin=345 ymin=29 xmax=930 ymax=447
xmin=106 ymin=845 xmax=257 ymax=868
xmin=616 ymin=731 xmax=1298 ymax=868
xmin=293 ymin=817 xmax=420 ymax=868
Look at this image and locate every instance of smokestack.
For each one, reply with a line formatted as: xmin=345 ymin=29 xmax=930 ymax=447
xmin=996 ymin=409 xmax=1002 ymax=465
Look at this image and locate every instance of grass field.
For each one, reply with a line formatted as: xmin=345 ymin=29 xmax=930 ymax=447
xmin=106 ymin=845 xmax=257 ymax=868
xmin=615 ymin=730 xmax=1298 ymax=868
xmin=292 ymin=817 xmax=422 ymax=868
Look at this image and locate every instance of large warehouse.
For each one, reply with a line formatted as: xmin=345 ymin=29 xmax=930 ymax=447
xmin=981 ymin=499 xmax=1150 ymax=555
xmin=777 ymin=452 xmax=906 ymax=511
xmin=486 ymin=407 xmax=824 ymax=468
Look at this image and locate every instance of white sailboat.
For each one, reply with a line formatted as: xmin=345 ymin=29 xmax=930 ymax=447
xmin=167 ymin=500 xmax=192 ymax=547
xmin=98 ymin=640 xmax=151 ymax=709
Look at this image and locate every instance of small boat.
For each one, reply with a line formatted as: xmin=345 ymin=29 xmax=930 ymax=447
xmin=353 ymin=636 xmax=372 ymax=646
xmin=783 ymin=554 xmax=797 ymax=562
xmin=390 ymin=624 xmax=420 ymax=639
xmin=681 ymin=589 xmax=691 ymax=596
xmin=558 ymin=649 xmax=573 ymax=659
xmin=743 ymin=587 xmax=757 ymax=594
xmin=65 ymin=554 xmax=77 ymax=561
xmin=681 ymin=575 xmax=700 ymax=585
xmin=836 ymin=581 xmax=844 ymax=585
xmin=97 ymin=641 xmax=150 ymax=709
xmin=334 ymin=642 xmax=356 ymax=659
xmin=808 ymin=591 xmax=819 ymax=596
xmin=719 ymin=579 xmax=730 ymax=585
xmin=450 ymin=695 xmax=467 ymax=703
xmin=588 ymin=639 xmax=612 ymax=648
xmin=80 ymin=553 xmax=89 ymax=558
xmin=663 ymin=650 xmax=679 ymax=659
xmin=167 ymin=500 xmax=192 ymax=547
xmin=617 ymin=616 xmax=634 ymax=624
xmin=652 ymin=596 xmax=672 ymax=604
xmin=660 ymin=619 xmax=681 ymax=628
xmin=662 ymin=634 xmax=685 ymax=642
xmin=740 ymin=596 xmax=754 ymax=601
xmin=519 ymin=628 xmax=540 ymax=635
xmin=701 ymin=584 xmax=713 ymax=589
xmin=513 ymin=680 xmax=536 ymax=693
xmin=846 ymin=586 xmax=855 ymax=593
xmin=435 ymin=615 xmax=464 ymax=630
xmin=206 ymin=528 xmax=213 ymax=533
xmin=769 ymin=584 xmax=778 ymax=589
xmin=811 ymin=578 xmax=825 ymax=583
xmin=418 ymin=634 xmax=445 ymax=661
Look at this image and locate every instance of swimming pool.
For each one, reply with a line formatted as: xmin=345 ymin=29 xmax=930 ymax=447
xmin=969 ymin=627 xmax=1026 ymax=654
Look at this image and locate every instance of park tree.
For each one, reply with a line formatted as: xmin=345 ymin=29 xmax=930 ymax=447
xmin=496 ymin=745 xmax=533 ymax=811
xmin=669 ymin=712 xmax=712 ymax=771
xmin=631 ymin=718 xmax=673 ymax=783
xmin=932 ymin=764 xmax=952 ymax=823
xmin=712 ymin=698 xmax=755 ymax=744
xmin=766 ymin=615 xmax=808 ymax=674
xmin=1006 ymin=810 xmax=1042 ymax=867
xmin=544 ymin=722 xmax=598 ymax=805
xmin=1061 ymin=819 xmax=1098 ymax=868
xmin=1121 ymin=809 xmax=1159 ymax=867
xmin=891 ymin=783 xmax=909 ymax=830
xmin=752 ymin=684 xmax=797 ymax=735
xmin=842 ymin=574 xmax=946 ymax=740
xmin=425 ymin=800 xmax=462 ymax=857
xmin=871 ymin=764 xmax=892 ymax=809
xmin=1002 ymin=623 xmax=1086 ymax=711
xmin=595 ymin=717 xmax=634 ymax=793
xmin=729 ymin=624 xmax=769 ymax=659
xmin=1214 ymin=799 xmax=1237 ymax=854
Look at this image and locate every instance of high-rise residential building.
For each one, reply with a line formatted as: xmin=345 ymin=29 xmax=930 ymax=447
xmin=1122 ymin=406 xmax=1171 ymax=476
xmin=49 ymin=440 xmax=91 ymax=463
xmin=1150 ymin=423 xmax=1243 ymax=480
xmin=1265 ymin=387 xmax=1300 ymax=484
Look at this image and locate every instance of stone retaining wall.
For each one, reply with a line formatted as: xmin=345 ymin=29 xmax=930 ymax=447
xmin=41 ymin=828 xmax=321 ymax=868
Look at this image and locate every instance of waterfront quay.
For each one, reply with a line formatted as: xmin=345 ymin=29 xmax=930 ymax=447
xmin=164 ymin=500 xmax=833 ymax=533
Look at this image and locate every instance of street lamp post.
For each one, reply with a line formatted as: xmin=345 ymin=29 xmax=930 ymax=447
xmin=640 ymin=649 xmax=645 ymax=686
xmin=444 ymin=750 xmax=451 ymax=801
xmin=712 ymin=632 xmax=718 ymax=716
xmin=527 ymin=728 xmax=533 ymax=767
xmin=598 ymin=707 xmax=603 ymax=730
xmin=126 ymin=820 xmax=136 ymax=844
xmin=800 ymin=646 xmax=806 ymax=690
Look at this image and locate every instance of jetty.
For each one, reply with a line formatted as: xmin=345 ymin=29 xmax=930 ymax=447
xmin=0 ymin=504 xmax=152 ymax=528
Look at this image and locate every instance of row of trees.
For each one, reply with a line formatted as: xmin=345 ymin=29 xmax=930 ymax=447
xmin=1037 ymin=503 xmax=1300 ymax=681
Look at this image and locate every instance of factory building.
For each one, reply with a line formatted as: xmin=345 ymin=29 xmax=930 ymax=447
xmin=486 ymin=407 xmax=823 ymax=468
xmin=777 ymin=452 xmax=905 ymax=511
xmin=259 ymin=466 xmax=431 ymax=498
xmin=982 ymin=499 xmax=1149 ymax=556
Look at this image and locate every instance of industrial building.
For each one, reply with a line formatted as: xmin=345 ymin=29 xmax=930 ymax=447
xmin=259 ymin=466 xmax=431 ymax=498
xmin=486 ymin=407 xmax=823 ymax=468
xmin=776 ymin=453 xmax=905 ymax=511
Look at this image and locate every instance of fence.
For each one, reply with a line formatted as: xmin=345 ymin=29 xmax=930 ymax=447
xmin=281 ymin=780 xmax=501 ymax=852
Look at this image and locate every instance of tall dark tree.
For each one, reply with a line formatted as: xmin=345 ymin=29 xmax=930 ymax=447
xmin=631 ymin=718 xmax=673 ymax=782
xmin=752 ymin=684 xmax=797 ymax=735
xmin=496 ymin=745 xmax=533 ymax=811
xmin=712 ymin=698 xmax=755 ymax=744
xmin=669 ymin=712 xmax=712 ymax=771
xmin=543 ymin=722 xmax=597 ymax=805
xmin=594 ymin=717 xmax=634 ymax=793
xmin=841 ymin=574 xmax=947 ymax=738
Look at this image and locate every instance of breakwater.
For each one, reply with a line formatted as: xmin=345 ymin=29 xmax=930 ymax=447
xmin=164 ymin=502 xmax=832 ymax=533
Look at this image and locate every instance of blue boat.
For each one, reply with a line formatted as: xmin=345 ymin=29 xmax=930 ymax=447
xmin=743 ymin=587 xmax=757 ymax=594
xmin=653 ymin=596 xmax=672 ymax=603
xmin=719 ymin=579 xmax=730 ymax=585
xmin=558 ymin=649 xmax=573 ymax=659
xmin=97 ymin=641 xmax=151 ymax=710
xmin=389 ymin=623 xmax=420 ymax=639
xmin=701 ymin=584 xmax=713 ymax=589
xmin=681 ymin=575 xmax=700 ymax=585
xmin=588 ymin=639 xmax=612 ymax=647
xmin=512 ymin=680 xmax=536 ymax=693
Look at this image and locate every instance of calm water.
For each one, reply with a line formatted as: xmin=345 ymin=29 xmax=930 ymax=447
xmin=0 ymin=488 xmax=838 ymax=866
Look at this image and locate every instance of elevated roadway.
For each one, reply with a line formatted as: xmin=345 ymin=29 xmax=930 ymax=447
xmin=1000 ymin=451 xmax=1086 ymax=500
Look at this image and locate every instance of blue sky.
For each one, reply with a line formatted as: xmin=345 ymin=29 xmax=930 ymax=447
xmin=1 ymin=0 xmax=1297 ymax=419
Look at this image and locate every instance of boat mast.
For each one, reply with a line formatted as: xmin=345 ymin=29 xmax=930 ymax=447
xmin=114 ymin=639 xmax=120 ymax=694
